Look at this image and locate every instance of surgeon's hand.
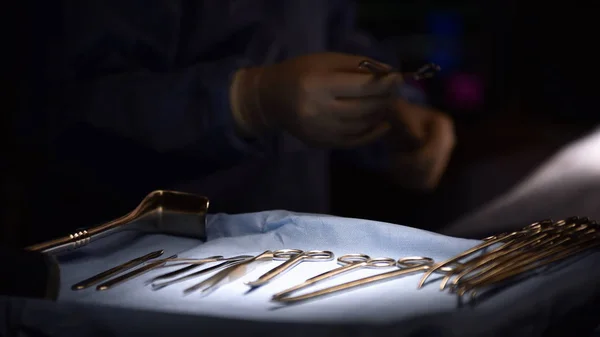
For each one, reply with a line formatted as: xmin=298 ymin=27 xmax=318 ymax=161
xmin=387 ymin=99 xmax=456 ymax=190
xmin=230 ymin=53 xmax=401 ymax=147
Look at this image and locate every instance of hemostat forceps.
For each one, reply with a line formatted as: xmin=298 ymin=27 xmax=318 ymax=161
xmin=358 ymin=60 xmax=441 ymax=80
xmin=245 ymin=249 xmax=334 ymax=288
xmin=273 ymin=256 xmax=458 ymax=304
xmin=273 ymin=253 xmax=395 ymax=300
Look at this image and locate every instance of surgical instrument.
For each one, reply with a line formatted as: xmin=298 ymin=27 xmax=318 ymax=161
xmin=416 ymin=228 xmax=538 ymax=289
xmin=183 ymin=250 xmax=273 ymax=296
xmin=358 ymin=59 xmax=441 ymax=151
xmin=96 ymin=254 xmax=177 ymax=291
xmin=453 ymin=220 xmax=599 ymax=296
xmin=273 ymin=256 xmax=457 ymax=304
xmin=416 ymin=217 xmax=599 ymax=298
xmin=358 ymin=60 xmax=441 ymax=81
xmin=27 ymin=190 xmax=210 ymax=254
xmin=273 ymin=254 xmax=395 ymax=300
xmin=151 ymin=255 xmax=254 ymax=290
xmin=439 ymin=221 xmax=581 ymax=290
xmin=146 ymin=255 xmax=223 ymax=283
xmin=71 ymin=249 xmax=164 ymax=291
xmin=246 ymin=249 xmax=334 ymax=288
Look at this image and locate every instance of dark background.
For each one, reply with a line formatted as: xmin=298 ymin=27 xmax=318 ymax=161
xmin=2 ymin=1 xmax=596 ymax=247
xmin=332 ymin=0 xmax=597 ymax=230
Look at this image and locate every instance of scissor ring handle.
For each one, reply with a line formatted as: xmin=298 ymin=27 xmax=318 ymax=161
xmin=365 ymin=257 xmax=396 ymax=268
xmin=303 ymin=250 xmax=335 ymax=261
xmin=337 ymin=254 xmax=370 ymax=265
xmin=272 ymin=249 xmax=304 ymax=259
xmin=396 ymin=256 xmax=434 ymax=268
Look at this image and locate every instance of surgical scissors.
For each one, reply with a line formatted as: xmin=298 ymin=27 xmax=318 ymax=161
xmin=245 ymin=249 xmax=334 ymax=288
xmin=272 ymin=256 xmax=458 ymax=304
xmin=273 ymin=253 xmax=395 ymax=300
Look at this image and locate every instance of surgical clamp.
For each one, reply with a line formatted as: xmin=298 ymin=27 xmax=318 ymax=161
xmin=245 ymin=249 xmax=334 ymax=288
xmin=273 ymin=256 xmax=457 ymax=304
xmin=273 ymin=253 xmax=395 ymax=300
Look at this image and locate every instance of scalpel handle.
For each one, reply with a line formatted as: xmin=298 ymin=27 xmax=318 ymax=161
xmin=71 ymin=249 xmax=164 ymax=290
xmin=96 ymin=254 xmax=177 ymax=291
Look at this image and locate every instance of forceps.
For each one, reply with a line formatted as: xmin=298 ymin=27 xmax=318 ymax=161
xmin=273 ymin=256 xmax=457 ymax=304
xmin=71 ymin=249 xmax=164 ymax=290
xmin=358 ymin=60 xmax=441 ymax=80
xmin=151 ymin=255 xmax=253 ymax=290
xmin=147 ymin=255 xmax=248 ymax=284
xmin=245 ymin=249 xmax=334 ymax=288
xmin=183 ymin=250 xmax=274 ymax=296
xmin=96 ymin=254 xmax=178 ymax=291
xmin=273 ymin=253 xmax=395 ymax=300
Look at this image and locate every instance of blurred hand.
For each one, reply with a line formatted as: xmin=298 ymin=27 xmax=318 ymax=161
xmin=231 ymin=53 xmax=401 ymax=147
xmin=386 ymin=99 xmax=456 ymax=190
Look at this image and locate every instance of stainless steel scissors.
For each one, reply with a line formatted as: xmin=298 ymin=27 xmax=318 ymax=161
xmin=245 ymin=249 xmax=334 ymax=288
xmin=272 ymin=256 xmax=458 ymax=303
xmin=273 ymin=253 xmax=395 ymax=300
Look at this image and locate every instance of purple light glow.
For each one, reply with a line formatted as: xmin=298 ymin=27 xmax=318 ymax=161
xmin=445 ymin=73 xmax=484 ymax=110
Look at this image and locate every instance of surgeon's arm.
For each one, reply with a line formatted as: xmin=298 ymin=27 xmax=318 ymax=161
xmin=58 ymin=1 xmax=273 ymax=178
xmin=68 ymin=58 xmax=269 ymax=161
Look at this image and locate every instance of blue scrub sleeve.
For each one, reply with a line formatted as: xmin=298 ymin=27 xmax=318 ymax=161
xmin=70 ymin=57 xmax=274 ymax=164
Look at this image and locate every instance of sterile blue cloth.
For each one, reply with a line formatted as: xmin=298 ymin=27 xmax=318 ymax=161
xmin=2 ymin=212 xmax=599 ymax=337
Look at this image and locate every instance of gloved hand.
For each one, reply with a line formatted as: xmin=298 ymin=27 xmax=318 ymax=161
xmin=387 ymin=99 xmax=456 ymax=190
xmin=230 ymin=52 xmax=402 ymax=148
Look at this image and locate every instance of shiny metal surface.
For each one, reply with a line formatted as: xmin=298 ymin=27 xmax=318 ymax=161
xmin=26 ymin=190 xmax=210 ymax=254
xmin=272 ymin=256 xmax=457 ymax=304
xmin=358 ymin=60 xmax=441 ymax=80
xmin=183 ymin=250 xmax=274 ymax=296
xmin=273 ymin=253 xmax=395 ymax=300
xmin=436 ymin=217 xmax=600 ymax=297
xmin=71 ymin=249 xmax=164 ymax=291
xmin=150 ymin=256 xmax=253 ymax=291
xmin=245 ymin=249 xmax=334 ymax=288
xmin=96 ymin=254 xmax=178 ymax=291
